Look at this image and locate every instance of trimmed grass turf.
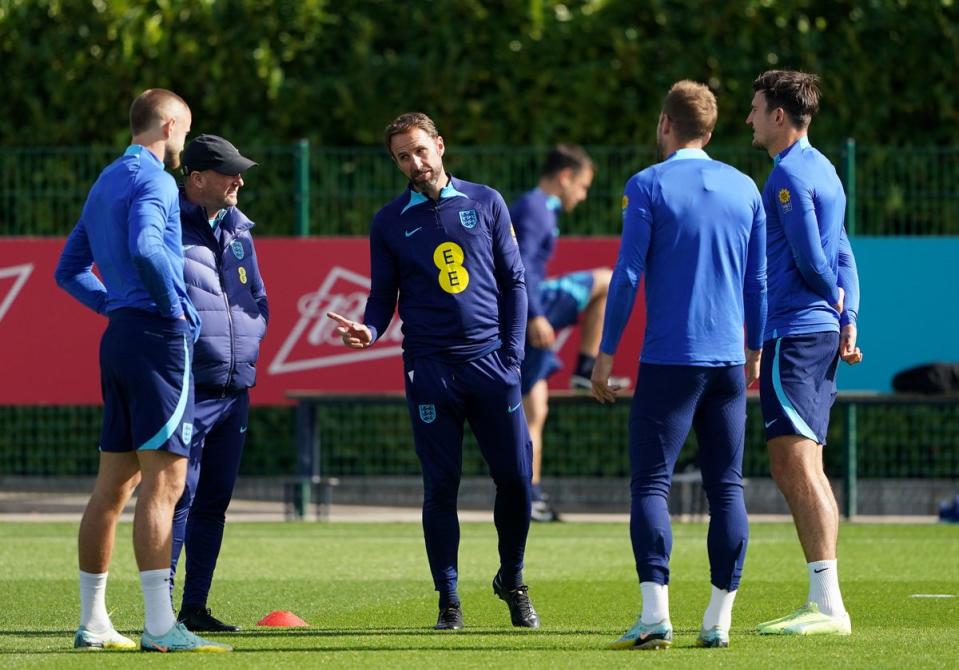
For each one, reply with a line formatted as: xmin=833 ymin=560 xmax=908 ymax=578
xmin=1 ymin=521 xmax=957 ymax=668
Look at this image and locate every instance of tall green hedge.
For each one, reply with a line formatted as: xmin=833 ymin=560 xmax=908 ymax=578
xmin=1 ymin=0 xmax=957 ymax=149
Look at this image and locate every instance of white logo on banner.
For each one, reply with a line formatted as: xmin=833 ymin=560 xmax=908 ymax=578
xmin=267 ymin=265 xmax=574 ymax=377
xmin=0 ymin=264 xmax=33 ymax=324
xmin=269 ymin=266 xmax=405 ymax=375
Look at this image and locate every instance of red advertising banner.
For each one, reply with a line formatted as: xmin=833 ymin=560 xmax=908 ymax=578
xmin=1 ymin=238 xmax=644 ymax=405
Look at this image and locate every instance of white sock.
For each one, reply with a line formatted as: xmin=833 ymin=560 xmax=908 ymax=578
xmin=702 ymin=585 xmax=737 ymax=631
xmin=79 ymin=570 xmax=113 ymax=633
xmin=140 ymin=569 xmax=177 ymax=636
xmin=640 ymin=582 xmax=669 ymax=624
xmin=807 ymin=559 xmax=846 ymax=617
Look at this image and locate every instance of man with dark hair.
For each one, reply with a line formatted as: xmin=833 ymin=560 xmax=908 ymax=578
xmin=170 ymin=135 xmax=268 ymax=633
xmin=55 ymin=90 xmax=231 ymax=652
xmin=747 ymin=69 xmax=862 ymax=636
xmin=328 ymin=112 xmax=539 ymax=631
xmin=594 ymin=80 xmax=767 ymax=650
xmin=510 ymin=144 xmax=626 ymax=522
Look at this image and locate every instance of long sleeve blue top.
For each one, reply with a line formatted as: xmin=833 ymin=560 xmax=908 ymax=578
xmin=54 ymin=145 xmax=199 ymax=333
xmin=363 ymin=175 xmax=528 ymax=366
xmin=763 ymin=136 xmax=860 ymax=339
xmin=600 ymin=148 xmax=767 ymax=366
xmin=510 ymin=188 xmax=562 ymax=318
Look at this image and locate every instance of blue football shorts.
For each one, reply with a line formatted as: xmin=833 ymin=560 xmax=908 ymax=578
xmin=520 ymin=270 xmax=595 ymax=394
xmin=759 ymin=331 xmax=840 ymax=445
xmin=99 ymin=309 xmax=194 ymax=456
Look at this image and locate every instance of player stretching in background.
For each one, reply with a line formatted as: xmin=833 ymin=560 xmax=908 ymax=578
xmin=327 ymin=112 xmax=539 ymax=631
xmin=593 ymin=80 xmax=766 ymax=650
xmin=511 ymin=145 xmax=627 ymax=522
xmin=747 ymin=70 xmax=862 ymax=636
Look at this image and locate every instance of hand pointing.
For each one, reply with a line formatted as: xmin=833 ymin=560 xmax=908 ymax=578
xmin=327 ymin=311 xmax=373 ymax=349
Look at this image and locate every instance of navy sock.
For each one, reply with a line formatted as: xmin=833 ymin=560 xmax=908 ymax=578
xmin=438 ymin=584 xmax=460 ymax=610
xmin=574 ymin=353 xmax=596 ymax=379
xmin=530 ymin=483 xmax=543 ymax=501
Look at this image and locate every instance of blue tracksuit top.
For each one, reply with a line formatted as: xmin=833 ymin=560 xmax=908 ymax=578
xmin=600 ymin=148 xmax=767 ymax=365
xmin=762 ymin=136 xmax=860 ymax=340
xmin=180 ymin=192 xmax=269 ymax=393
xmin=510 ymin=188 xmax=562 ymax=318
xmin=55 ymin=145 xmax=200 ymax=332
xmin=364 ymin=175 xmax=528 ymax=366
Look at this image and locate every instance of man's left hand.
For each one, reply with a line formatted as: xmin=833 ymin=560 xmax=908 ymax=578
xmin=840 ymin=323 xmax=863 ymax=365
xmin=745 ymin=348 xmax=762 ymax=387
xmin=590 ymin=352 xmax=622 ymax=404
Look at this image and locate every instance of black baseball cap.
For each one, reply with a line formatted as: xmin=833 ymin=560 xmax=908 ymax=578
xmin=181 ymin=134 xmax=257 ymax=175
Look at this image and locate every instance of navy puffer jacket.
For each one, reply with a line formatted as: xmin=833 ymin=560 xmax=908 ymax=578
xmin=180 ymin=191 xmax=269 ymax=393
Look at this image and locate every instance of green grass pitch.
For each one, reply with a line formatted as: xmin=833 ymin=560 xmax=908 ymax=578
xmin=2 ymin=521 xmax=958 ymax=668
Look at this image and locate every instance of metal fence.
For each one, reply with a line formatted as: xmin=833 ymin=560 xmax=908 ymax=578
xmin=2 ymin=397 xmax=956 ymax=515
xmin=2 ymin=143 xmax=958 ymax=514
xmin=2 ymin=142 xmax=959 ymax=236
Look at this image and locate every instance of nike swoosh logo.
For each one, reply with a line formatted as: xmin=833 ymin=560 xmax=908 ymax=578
xmin=814 ymin=567 xmax=829 ymax=573
xmin=405 ymin=227 xmax=422 ymax=237
xmin=508 ymin=402 xmax=522 ymax=413
xmin=146 ymin=642 xmax=169 ymax=652
xmin=183 ymin=244 xmax=197 ymax=251
xmin=764 ymin=419 xmax=777 ymax=428
xmin=239 ymin=426 xmax=247 ymax=433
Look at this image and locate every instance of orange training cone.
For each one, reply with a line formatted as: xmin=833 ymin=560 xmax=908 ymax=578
xmin=257 ymin=610 xmax=309 ymax=627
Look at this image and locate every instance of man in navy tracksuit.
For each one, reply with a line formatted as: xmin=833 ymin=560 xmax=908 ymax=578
xmin=169 ymin=135 xmax=269 ymax=632
xmin=328 ymin=112 xmax=538 ymax=631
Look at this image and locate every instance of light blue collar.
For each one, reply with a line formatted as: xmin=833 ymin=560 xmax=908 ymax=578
xmin=773 ymin=136 xmax=810 ymax=166
xmin=401 ymin=177 xmax=468 ymax=214
xmin=123 ymin=144 xmax=162 ymax=167
xmin=209 ymin=209 xmax=226 ymax=229
xmin=666 ymin=148 xmax=710 ymax=162
xmin=534 ymin=188 xmax=562 ymax=212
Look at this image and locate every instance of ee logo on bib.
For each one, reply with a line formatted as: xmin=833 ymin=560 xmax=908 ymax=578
xmin=433 ymin=242 xmax=470 ymax=294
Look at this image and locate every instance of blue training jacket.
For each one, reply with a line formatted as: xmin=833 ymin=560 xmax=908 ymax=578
xmin=363 ymin=175 xmax=527 ymax=367
xmin=762 ymin=136 xmax=860 ymax=340
xmin=510 ymin=188 xmax=562 ymax=319
xmin=601 ymin=148 xmax=767 ymax=366
xmin=55 ymin=145 xmax=200 ymax=334
xmin=180 ymin=191 xmax=269 ymax=393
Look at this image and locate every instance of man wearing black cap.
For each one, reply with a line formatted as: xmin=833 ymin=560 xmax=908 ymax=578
xmin=170 ymin=134 xmax=269 ymax=632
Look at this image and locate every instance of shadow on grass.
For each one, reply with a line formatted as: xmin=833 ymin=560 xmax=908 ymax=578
xmin=235 ymin=627 xmax=612 ymax=637
xmin=1 ymin=626 xmax=727 ymax=655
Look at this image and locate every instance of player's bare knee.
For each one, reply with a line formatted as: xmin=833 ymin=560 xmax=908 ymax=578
xmin=592 ymin=267 xmax=613 ymax=296
xmin=524 ymin=402 xmax=548 ymax=427
xmin=138 ymin=454 xmax=187 ymax=503
xmin=87 ymin=486 xmax=131 ymax=516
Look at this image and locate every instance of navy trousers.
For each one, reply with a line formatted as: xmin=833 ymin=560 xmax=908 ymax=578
xmin=629 ymin=363 xmax=748 ymax=591
xmin=404 ymin=350 xmax=533 ymax=607
xmin=170 ymin=389 xmax=249 ymax=607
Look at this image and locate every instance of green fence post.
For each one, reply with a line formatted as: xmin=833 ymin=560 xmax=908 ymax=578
xmin=844 ymin=137 xmax=856 ymax=236
xmin=294 ymin=138 xmax=310 ymax=237
xmin=843 ymin=402 xmax=858 ymax=519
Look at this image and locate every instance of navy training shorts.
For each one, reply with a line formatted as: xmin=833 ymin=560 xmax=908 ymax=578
xmin=759 ymin=331 xmax=840 ymax=445
xmin=99 ymin=309 xmax=194 ymax=456
xmin=521 ymin=270 xmax=595 ymax=394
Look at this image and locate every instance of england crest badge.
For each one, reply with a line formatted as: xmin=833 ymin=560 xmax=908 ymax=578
xmin=230 ymin=240 xmax=245 ymax=260
xmin=418 ymin=404 xmax=437 ymax=424
xmin=458 ymin=209 xmax=478 ymax=230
